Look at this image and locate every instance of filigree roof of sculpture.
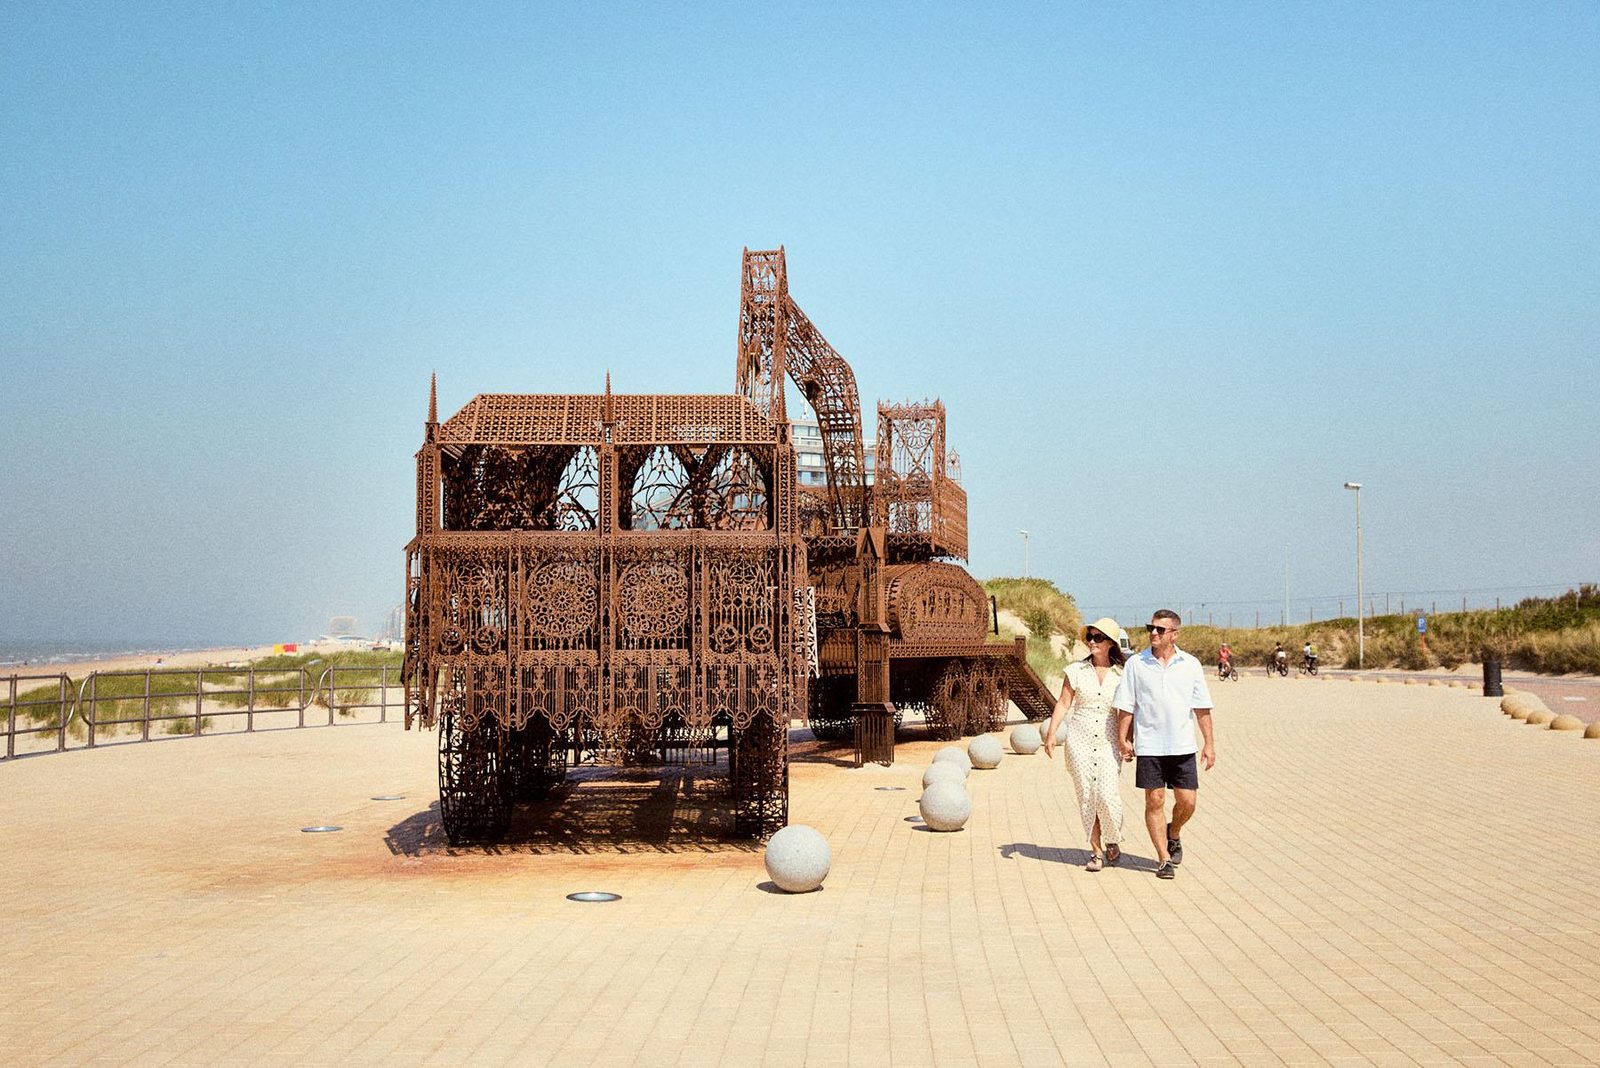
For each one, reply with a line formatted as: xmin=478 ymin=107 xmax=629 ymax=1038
xmin=436 ymin=392 xmax=781 ymax=446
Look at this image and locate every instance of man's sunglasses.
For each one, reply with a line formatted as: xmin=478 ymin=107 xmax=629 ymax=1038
xmin=1145 ymin=623 xmax=1174 ymax=635
xmin=1085 ymin=632 xmax=1110 ymax=643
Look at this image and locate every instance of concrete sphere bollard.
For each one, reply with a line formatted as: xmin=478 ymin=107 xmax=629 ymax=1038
xmin=934 ymin=745 xmax=972 ymax=771
xmin=1585 ymin=721 xmax=1600 ymax=740
xmin=1526 ymin=709 xmax=1556 ymax=726
xmin=918 ymin=781 xmax=971 ymax=831
xmin=1055 ymin=721 xmax=1069 ymax=745
xmin=763 ymin=824 xmax=831 ymax=893
xmin=968 ymin=735 xmax=1004 ymax=770
xmin=1374 ymin=677 xmax=1388 ymax=684
xmin=1009 ymin=724 xmax=1042 ymax=755
xmin=1503 ymin=693 xmax=1539 ymax=719
xmin=923 ymin=761 xmax=967 ymax=788
xmin=1550 ymin=714 xmax=1584 ymax=731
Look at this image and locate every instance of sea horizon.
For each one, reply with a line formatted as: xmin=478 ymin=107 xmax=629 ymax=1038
xmin=0 ymin=639 xmax=278 ymax=669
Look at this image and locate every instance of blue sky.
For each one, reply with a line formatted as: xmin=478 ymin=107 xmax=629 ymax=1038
xmin=3 ymin=3 xmax=1596 ymax=644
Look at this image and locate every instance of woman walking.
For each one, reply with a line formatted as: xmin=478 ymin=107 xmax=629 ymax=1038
xmin=1042 ymin=617 xmax=1128 ymax=871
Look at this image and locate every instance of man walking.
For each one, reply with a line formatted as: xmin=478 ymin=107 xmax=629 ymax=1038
xmin=1112 ymin=610 xmax=1216 ymax=879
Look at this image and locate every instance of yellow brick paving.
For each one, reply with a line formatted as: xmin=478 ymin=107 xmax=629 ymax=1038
xmin=3 ymin=677 xmax=1598 ymax=1066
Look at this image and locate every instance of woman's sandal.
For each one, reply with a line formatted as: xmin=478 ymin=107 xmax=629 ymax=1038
xmin=1105 ymin=844 xmax=1121 ymax=866
xmin=1086 ymin=853 xmax=1104 ymax=872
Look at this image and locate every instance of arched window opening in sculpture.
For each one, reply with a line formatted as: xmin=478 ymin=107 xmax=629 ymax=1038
xmin=629 ymin=446 xmax=693 ymax=530
xmin=551 ymin=446 xmax=599 ymax=531
xmin=705 ymin=446 xmax=770 ymax=530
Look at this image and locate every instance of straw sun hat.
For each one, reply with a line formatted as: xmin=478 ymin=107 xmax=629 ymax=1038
xmin=1083 ymin=617 xmax=1125 ymax=644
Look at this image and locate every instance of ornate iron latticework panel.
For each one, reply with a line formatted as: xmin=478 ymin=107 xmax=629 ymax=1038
xmin=405 ymin=377 xmax=803 ymax=843
xmin=874 ymin=400 xmax=968 ymax=562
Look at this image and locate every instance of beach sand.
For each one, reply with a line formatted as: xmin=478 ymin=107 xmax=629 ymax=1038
xmin=14 ymin=639 xmax=374 ymax=679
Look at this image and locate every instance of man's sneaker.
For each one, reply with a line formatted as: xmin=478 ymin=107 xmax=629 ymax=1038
xmin=1167 ymin=824 xmax=1183 ymax=866
xmin=1155 ymin=860 xmax=1176 ymax=879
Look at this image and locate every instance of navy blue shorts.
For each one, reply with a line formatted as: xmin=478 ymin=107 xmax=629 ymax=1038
xmin=1136 ymin=753 xmax=1198 ymax=791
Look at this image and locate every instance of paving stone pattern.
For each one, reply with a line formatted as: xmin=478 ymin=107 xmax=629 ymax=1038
xmin=3 ymin=677 xmax=1598 ymax=1065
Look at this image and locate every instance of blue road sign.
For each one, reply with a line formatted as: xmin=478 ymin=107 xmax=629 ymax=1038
xmin=1417 ymin=615 xmax=1427 ymax=634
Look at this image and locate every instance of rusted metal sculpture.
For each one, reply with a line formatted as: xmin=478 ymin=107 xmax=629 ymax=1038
xmin=404 ymin=247 xmax=1052 ymax=844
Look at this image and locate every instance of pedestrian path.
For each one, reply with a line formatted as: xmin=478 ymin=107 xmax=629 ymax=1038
xmin=3 ymin=676 xmax=1597 ymax=1065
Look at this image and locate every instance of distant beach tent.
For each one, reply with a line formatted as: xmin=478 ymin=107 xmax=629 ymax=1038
xmin=273 ymin=643 xmax=298 ymax=654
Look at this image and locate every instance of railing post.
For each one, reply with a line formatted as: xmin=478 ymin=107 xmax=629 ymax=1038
xmin=380 ymin=665 xmax=388 ymax=723
xmin=87 ymin=674 xmax=98 ymax=748
xmin=142 ymin=670 xmax=152 ymax=742
xmin=297 ymin=669 xmax=306 ymax=728
xmin=6 ymin=676 xmax=15 ymax=760
xmin=194 ymin=668 xmax=204 ymax=736
xmin=246 ymin=668 xmax=255 ymax=733
xmin=57 ymin=675 xmax=69 ymax=752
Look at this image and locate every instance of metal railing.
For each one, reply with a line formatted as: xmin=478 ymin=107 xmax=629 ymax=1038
xmin=1 ymin=664 xmax=403 ymax=761
xmin=4 ymin=674 xmax=74 ymax=759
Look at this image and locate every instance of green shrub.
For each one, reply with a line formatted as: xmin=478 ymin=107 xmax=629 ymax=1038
xmin=984 ymin=578 xmax=1081 ymax=640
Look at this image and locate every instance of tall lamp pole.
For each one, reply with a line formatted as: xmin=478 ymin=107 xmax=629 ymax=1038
xmin=1019 ymin=530 xmax=1030 ymax=579
xmin=1344 ymin=482 xmax=1364 ymax=669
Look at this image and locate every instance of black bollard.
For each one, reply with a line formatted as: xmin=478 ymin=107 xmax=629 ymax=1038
xmin=1482 ymin=659 xmax=1503 ymax=698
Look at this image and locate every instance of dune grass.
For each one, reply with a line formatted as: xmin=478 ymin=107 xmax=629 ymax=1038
xmin=1172 ymin=586 xmax=1600 ymax=673
xmin=985 ymin=577 xmax=1081 ymax=682
xmin=4 ymin=648 xmax=406 ymax=735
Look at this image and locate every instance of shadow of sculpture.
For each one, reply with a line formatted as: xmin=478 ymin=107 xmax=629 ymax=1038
xmin=385 ymin=765 xmax=760 ymax=857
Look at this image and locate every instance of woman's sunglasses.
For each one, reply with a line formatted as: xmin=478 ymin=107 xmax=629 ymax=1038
xmin=1085 ymin=632 xmax=1110 ymax=643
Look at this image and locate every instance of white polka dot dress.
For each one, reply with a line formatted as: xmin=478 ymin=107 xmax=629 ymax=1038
xmin=1062 ymin=659 xmax=1124 ymax=848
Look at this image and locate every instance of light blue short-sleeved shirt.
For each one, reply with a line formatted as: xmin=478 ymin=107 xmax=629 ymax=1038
xmin=1111 ymin=646 xmax=1214 ymax=756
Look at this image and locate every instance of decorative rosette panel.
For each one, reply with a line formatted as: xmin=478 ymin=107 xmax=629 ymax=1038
xmin=617 ymin=553 xmax=691 ymax=646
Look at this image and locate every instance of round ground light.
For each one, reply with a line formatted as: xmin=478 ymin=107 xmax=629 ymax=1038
xmin=301 ymin=826 xmax=342 ymax=833
xmin=566 ymin=891 xmax=621 ymax=903
xmin=370 ymin=794 xmax=406 ymax=801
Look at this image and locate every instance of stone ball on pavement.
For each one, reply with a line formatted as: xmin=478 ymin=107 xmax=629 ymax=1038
xmin=1585 ymin=721 xmax=1600 ymax=740
xmin=934 ymin=745 xmax=972 ymax=770
xmin=1009 ymin=724 xmax=1042 ymax=754
xmin=1549 ymin=714 xmax=1584 ymax=732
xmin=1055 ymin=722 xmax=1069 ymax=745
xmin=763 ymin=824 xmax=831 ymax=893
xmin=1526 ymin=709 xmax=1555 ymax=726
xmin=923 ymin=761 xmax=967 ymax=788
xmin=918 ymin=781 xmax=971 ymax=831
xmin=1502 ymin=693 xmax=1541 ymax=719
xmin=969 ymin=735 xmax=1004 ymax=770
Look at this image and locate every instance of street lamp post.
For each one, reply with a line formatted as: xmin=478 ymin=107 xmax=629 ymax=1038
xmin=1344 ymin=482 xmax=1364 ymax=669
xmin=1019 ymin=530 xmax=1030 ymax=579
